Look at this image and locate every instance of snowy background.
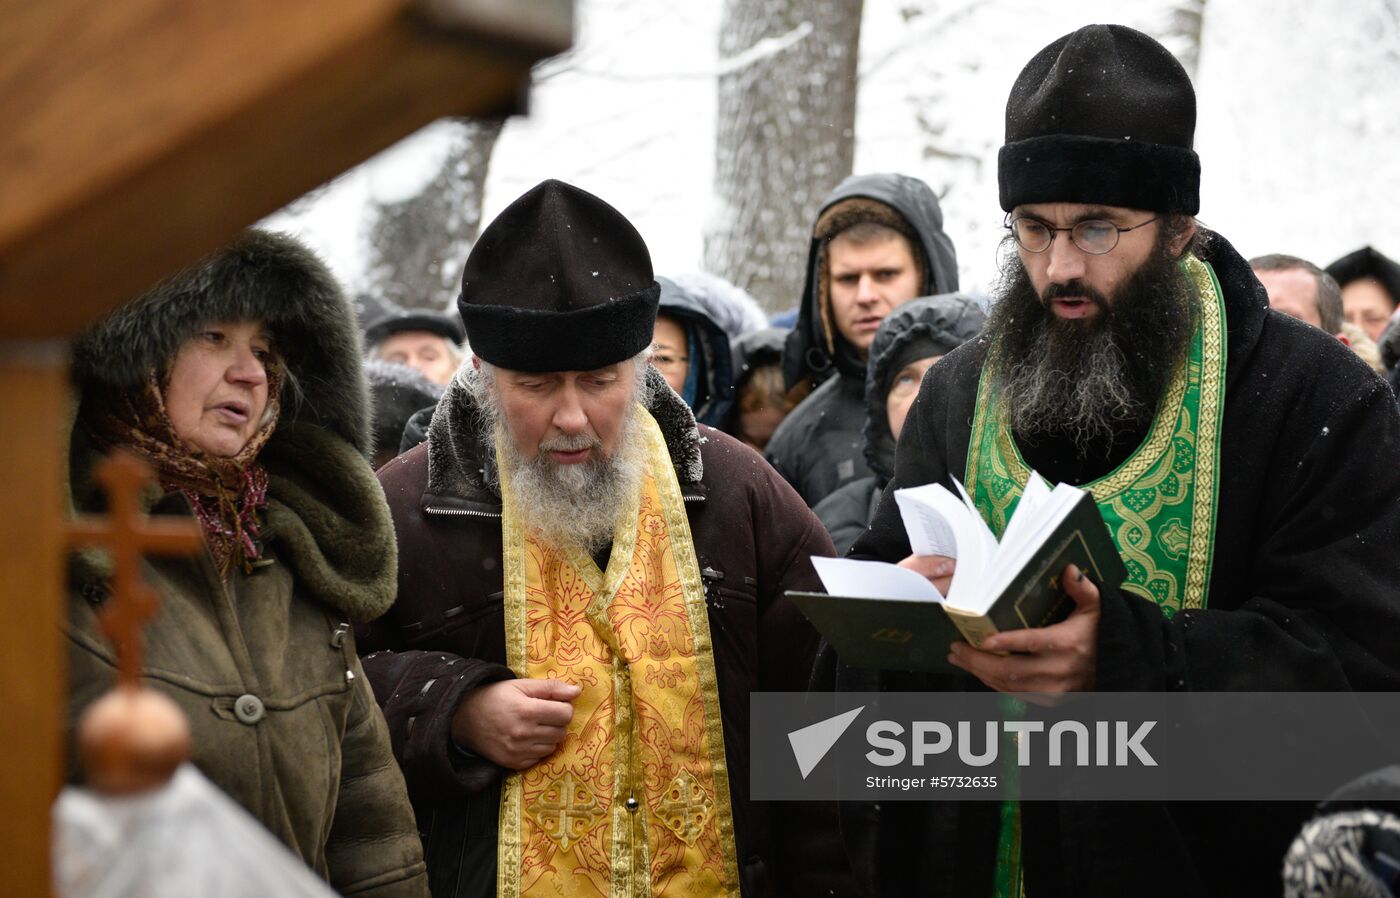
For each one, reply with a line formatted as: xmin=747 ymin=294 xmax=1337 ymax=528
xmin=262 ymin=0 xmax=1400 ymax=310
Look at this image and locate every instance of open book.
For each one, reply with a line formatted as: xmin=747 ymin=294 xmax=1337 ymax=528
xmin=791 ymin=472 xmax=1126 ymax=672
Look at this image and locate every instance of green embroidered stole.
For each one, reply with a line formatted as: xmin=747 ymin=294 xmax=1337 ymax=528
xmin=966 ymin=255 xmax=1228 ymax=898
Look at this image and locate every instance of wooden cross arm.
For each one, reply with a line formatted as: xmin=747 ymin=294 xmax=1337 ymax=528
xmin=66 ymin=517 xmax=203 ymax=555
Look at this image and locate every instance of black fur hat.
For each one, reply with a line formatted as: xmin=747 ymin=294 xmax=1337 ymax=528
xmin=1326 ymin=246 xmax=1400 ymax=308
xmin=71 ymin=230 xmax=371 ymax=457
xmin=363 ymin=304 xmax=465 ymax=347
xmin=998 ymin=24 xmax=1200 ymax=215
xmin=457 ymin=179 xmax=660 ymax=372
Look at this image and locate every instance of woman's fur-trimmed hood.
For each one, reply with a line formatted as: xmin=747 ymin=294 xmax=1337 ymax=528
xmin=67 ymin=231 xmax=395 ymax=622
xmin=71 ymin=230 xmax=371 ymax=457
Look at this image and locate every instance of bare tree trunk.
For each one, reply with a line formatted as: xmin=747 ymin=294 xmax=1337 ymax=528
xmin=1163 ymin=0 xmax=1208 ymax=78
xmin=705 ymin=0 xmax=863 ymax=315
xmin=365 ymin=118 xmax=504 ymax=311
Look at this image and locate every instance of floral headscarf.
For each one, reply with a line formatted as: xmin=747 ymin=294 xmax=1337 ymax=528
xmin=88 ymin=359 xmax=285 ymax=578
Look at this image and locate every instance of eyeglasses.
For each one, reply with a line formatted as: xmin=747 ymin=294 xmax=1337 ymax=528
xmin=1005 ymin=214 xmax=1159 ymax=255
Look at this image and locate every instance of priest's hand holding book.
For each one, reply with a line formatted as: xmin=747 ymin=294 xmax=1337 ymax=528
xmin=791 ymin=471 xmax=1126 ymax=688
xmin=946 ymin=562 xmax=1099 ymax=694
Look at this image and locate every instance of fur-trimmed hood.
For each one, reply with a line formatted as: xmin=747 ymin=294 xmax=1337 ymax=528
xmin=422 ymin=365 xmax=703 ymax=511
xmin=71 ymin=229 xmax=371 ymax=457
xmin=68 ymin=230 xmax=395 ymax=622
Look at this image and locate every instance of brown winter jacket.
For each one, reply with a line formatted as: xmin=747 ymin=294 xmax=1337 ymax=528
xmin=64 ymin=230 xmax=428 ymax=896
xmin=67 ymin=423 xmax=430 ymax=895
xmin=359 ymin=368 xmax=857 ymax=897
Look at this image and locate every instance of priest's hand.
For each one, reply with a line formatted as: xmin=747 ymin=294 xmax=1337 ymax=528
xmin=946 ymin=563 xmax=1099 ymax=700
xmin=451 ymin=678 xmax=581 ymax=770
xmin=898 ymin=553 xmax=956 ymax=596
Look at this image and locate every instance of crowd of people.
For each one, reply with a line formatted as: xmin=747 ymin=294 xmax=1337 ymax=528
xmin=63 ymin=23 xmax=1400 ymax=898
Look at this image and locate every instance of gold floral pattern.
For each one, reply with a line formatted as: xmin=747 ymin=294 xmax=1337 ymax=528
xmin=496 ymin=407 xmax=739 ymax=898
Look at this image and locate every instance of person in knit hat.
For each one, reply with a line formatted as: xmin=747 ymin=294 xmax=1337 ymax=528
xmin=355 ymin=180 xmax=857 ymax=898
xmin=767 ymin=173 xmax=960 ymax=507
xmin=836 ymin=25 xmax=1400 ymax=898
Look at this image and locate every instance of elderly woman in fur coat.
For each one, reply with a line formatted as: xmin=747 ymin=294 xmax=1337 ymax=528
xmin=65 ymin=231 xmax=429 ymax=896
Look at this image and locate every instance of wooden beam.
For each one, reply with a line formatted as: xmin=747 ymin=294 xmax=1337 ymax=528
xmin=0 ymin=344 xmax=67 ymax=898
xmin=0 ymin=0 xmax=570 ymax=338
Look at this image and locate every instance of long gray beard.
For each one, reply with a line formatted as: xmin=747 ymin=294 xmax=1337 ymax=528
xmin=489 ymin=404 xmax=649 ymax=556
xmin=986 ymin=239 xmax=1198 ymax=452
xmin=1000 ymin=317 xmax=1147 ymax=448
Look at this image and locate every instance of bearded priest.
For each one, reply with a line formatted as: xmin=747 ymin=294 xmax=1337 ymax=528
xmin=838 ymin=24 xmax=1400 ymax=898
xmin=357 ymin=179 xmax=856 ymax=898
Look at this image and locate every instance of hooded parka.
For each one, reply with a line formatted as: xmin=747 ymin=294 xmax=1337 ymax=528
xmin=812 ymin=293 xmax=984 ymax=555
xmin=766 ymin=173 xmax=960 ymax=506
xmin=656 ymin=275 xmax=737 ymax=427
xmin=66 ymin=231 xmax=429 ymax=897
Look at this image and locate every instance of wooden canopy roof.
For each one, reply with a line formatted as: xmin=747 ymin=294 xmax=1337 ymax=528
xmin=0 ymin=1 xmax=569 ymax=892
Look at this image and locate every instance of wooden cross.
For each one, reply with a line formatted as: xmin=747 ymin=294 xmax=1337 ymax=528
xmin=67 ymin=451 xmax=203 ymax=689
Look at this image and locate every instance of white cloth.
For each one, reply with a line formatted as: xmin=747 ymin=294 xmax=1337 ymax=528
xmin=53 ymin=764 xmax=337 ymax=898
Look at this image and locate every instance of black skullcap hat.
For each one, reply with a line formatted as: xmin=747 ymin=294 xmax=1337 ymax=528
xmin=457 ymin=179 xmax=660 ymax=372
xmin=999 ymin=24 xmax=1200 ymax=214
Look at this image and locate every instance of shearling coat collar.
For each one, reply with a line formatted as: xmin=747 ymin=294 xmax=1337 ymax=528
xmin=421 ymin=365 xmax=704 ymax=513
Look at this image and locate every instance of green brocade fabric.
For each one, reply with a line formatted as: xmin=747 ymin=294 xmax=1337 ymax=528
xmin=968 ymin=255 xmax=1228 ymax=897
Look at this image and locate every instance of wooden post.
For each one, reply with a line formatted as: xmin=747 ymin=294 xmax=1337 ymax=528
xmin=0 ymin=3 xmax=573 ymax=891
xmin=0 ymin=342 xmax=68 ymax=898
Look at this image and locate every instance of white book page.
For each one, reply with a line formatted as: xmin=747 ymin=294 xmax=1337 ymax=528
xmin=894 ymin=483 xmax=961 ymax=558
xmin=904 ymin=480 xmax=995 ymax=610
xmin=811 ymin=556 xmax=946 ymax=602
xmin=996 ymin=472 xmax=1053 ymax=554
xmin=949 ymin=477 xmax=1001 ymax=592
xmin=980 ymin=483 xmax=1087 ymax=604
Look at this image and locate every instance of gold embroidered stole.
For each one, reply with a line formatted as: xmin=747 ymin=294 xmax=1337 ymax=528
xmin=496 ymin=406 xmax=740 ymax=898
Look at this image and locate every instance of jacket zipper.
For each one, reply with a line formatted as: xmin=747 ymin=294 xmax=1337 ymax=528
xmin=424 ymin=506 xmax=501 ymax=519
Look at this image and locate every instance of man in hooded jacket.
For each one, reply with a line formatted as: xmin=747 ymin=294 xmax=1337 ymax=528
xmin=767 ymin=173 xmax=960 ymax=507
xmin=838 ymin=25 xmax=1400 ymax=898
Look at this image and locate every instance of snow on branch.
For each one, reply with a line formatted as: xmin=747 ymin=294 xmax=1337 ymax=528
xmin=717 ymin=21 xmax=815 ymax=76
xmin=537 ymin=21 xmax=814 ymax=82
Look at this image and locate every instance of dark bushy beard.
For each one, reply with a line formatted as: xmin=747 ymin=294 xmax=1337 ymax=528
xmin=984 ymin=234 xmax=1199 ymax=453
xmin=474 ymin=367 xmax=651 ymax=556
